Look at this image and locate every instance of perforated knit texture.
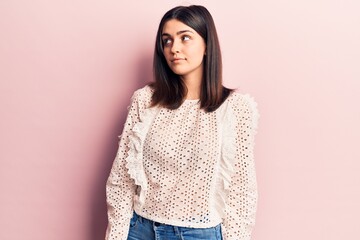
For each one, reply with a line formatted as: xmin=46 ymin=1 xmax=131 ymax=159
xmin=105 ymin=85 xmax=259 ymax=240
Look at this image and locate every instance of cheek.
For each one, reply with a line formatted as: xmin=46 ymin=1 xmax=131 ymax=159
xmin=163 ymin=50 xmax=171 ymax=61
xmin=189 ymin=43 xmax=205 ymax=59
xmin=190 ymin=48 xmax=206 ymax=62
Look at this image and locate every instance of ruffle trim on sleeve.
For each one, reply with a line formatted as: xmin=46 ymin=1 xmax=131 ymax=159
xmin=214 ymin=93 xmax=260 ymax=219
xmin=125 ymin=107 xmax=159 ymax=188
xmin=214 ymin=100 xmax=237 ymax=218
xmin=124 ymin=87 xmax=159 ymax=205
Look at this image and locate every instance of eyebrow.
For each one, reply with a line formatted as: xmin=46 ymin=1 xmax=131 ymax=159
xmin=162 ymin=30 xmax=194 ymax=37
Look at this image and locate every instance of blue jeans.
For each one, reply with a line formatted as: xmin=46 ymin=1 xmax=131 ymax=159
xmin=127 ymin=211 xmax=223 ymax=240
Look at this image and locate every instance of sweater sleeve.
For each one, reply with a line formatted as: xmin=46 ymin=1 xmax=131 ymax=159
xmin=222 ymin=94 xmax=259 ymax=240
xmin=105 ymin=89 xmax=147 ymax=240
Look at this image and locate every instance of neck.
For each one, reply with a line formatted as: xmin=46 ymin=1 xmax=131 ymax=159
xmin=181 ymin=70 xmax=202 ymax=100
xmin=181 ymin=77 xmax=201 ymax=100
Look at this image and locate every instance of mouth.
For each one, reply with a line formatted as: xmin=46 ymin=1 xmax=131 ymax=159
xmin=171 ymin=58 xmax=186 ymax=62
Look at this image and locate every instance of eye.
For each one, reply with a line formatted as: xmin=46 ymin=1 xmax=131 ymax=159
xmin=182 ymin=35 xmax=191 ymax=41
xmin=163 ymin=38 xmax=172 ymax=46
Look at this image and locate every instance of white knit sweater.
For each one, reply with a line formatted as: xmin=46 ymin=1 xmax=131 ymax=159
xmin=105 ymin=85 xmax=259 ymax=240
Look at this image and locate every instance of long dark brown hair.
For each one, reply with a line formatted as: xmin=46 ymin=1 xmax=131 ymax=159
xmin=150 ymin=5 xmax=232 ymax=112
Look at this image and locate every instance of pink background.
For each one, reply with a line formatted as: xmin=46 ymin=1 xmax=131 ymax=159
xmin=1 ymin=0 xmax=359 ymax=239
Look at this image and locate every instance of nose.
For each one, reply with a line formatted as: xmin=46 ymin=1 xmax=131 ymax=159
xmin=170 ymin=39 xmax=181 ymax=54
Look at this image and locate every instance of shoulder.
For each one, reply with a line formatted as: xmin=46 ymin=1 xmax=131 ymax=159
xmin=226 ymin=91 xmax=260 ymax=131
xmin=132 ymin=85 xmax=154 ymax=100
xmin=130 ymin=85 xmax=154 ymax=107
xmin=227 ymin=91 xmax=258 ymax=111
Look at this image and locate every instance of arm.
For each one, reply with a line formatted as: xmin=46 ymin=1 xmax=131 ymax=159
xmin=222 ymin=95 xmax=259 ymax=240
xmin=105 ymin=91 xmax=142 ymax=240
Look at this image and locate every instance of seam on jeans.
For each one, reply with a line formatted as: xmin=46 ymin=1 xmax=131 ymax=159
xmin=175 ymin=226 xmax=184 ymax=240
xmin=218 ymin=224 xmax=223 ymax=240
xmin=129 ymin=212 xmax=138 ymax=228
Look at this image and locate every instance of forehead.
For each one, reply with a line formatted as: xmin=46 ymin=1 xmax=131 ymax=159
xmin=162 ymin=19 xmax=195 ymax=34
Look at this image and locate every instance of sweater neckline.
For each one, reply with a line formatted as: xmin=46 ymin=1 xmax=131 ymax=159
xmin=184 ymin=99 xmax=200 ymax=102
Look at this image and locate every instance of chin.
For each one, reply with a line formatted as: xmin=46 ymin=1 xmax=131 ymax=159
xmin=170 ymin=68 xmax=187 ymax=76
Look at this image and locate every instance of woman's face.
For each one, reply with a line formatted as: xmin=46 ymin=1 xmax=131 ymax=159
xmin=161 ymin=19 xmax=206 ymax=80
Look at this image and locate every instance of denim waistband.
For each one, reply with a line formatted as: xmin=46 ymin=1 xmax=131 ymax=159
xmin=132 ymin=211 xmax=221 ymax=229
xmin=128 ymin=211 xmax=223 ymax=240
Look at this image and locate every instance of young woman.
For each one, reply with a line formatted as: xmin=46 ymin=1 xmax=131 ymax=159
xmin=105 ymin=5 xmax=259 ymax=240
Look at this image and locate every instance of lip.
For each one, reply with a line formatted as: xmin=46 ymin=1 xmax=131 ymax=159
xmin=171 ymin=58 xmax=186 ymax=62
